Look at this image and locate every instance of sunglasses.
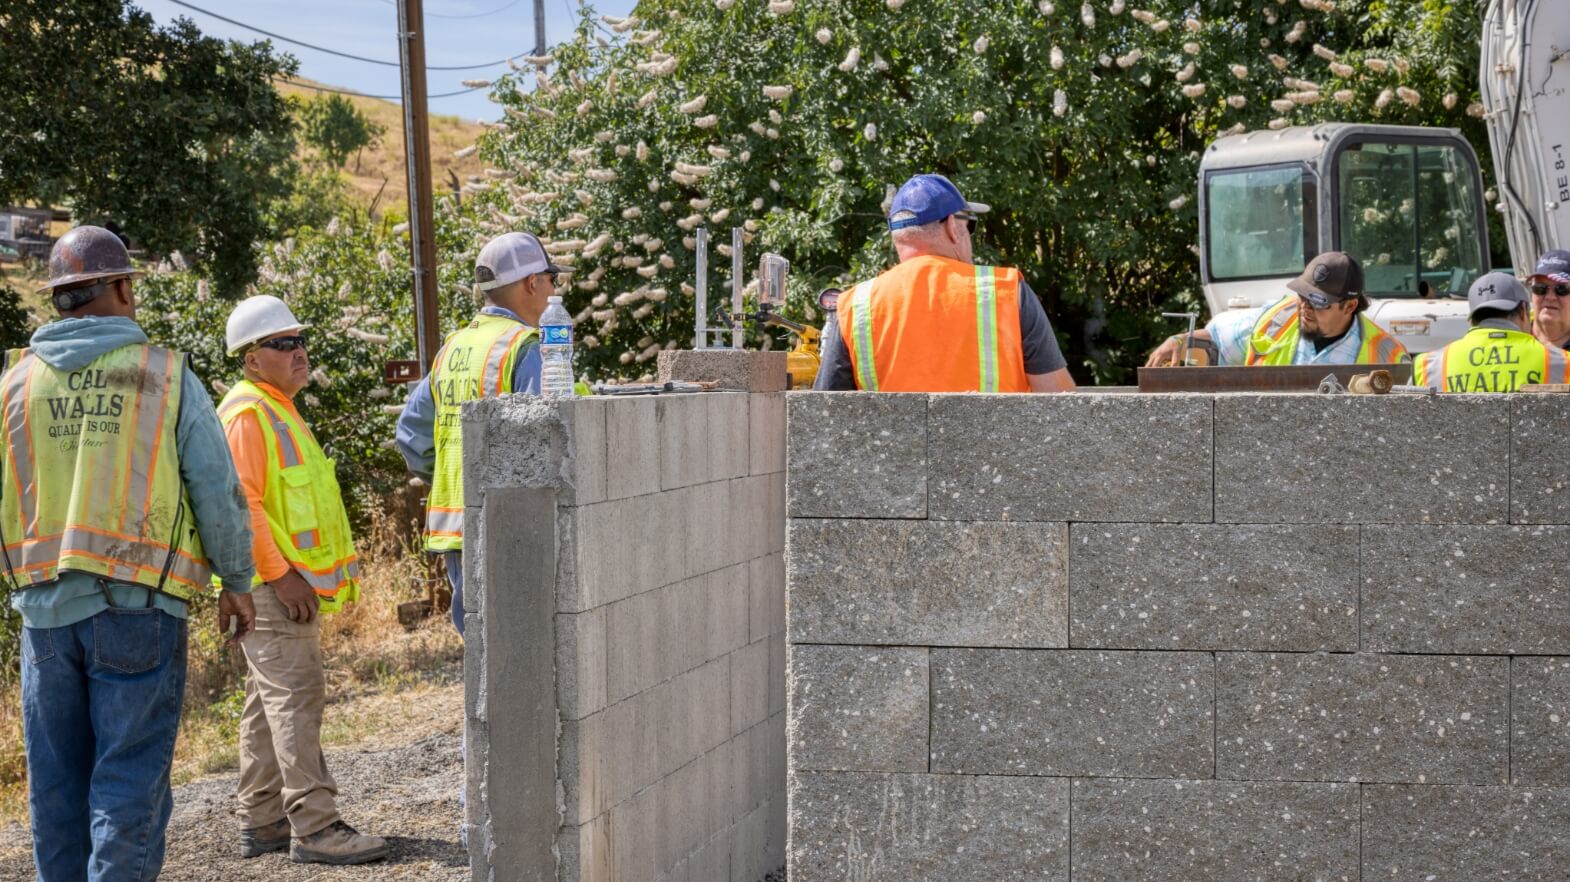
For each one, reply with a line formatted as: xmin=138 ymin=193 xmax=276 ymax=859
xmin=254 ymin=334 xmax=308 ymax=353
xmin=1531 ymin=283 xmax=1570 ymax=297
xmin=952 ymin=212 xmax=978 ymax=235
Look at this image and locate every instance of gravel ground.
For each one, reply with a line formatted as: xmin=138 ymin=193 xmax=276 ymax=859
xmin=0 ymin=687 xmax=467 ymax=882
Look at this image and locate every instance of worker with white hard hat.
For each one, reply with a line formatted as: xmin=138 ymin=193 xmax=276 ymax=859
xmin=396 ymin=231 xmax=567 ymax=635
xmin=6 ymin=226 xmax=256 ymax=880
xmin=217 ymin=295 xmax=385 ymax=865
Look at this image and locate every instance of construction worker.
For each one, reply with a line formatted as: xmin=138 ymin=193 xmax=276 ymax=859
xmin=814 ymin=174 xmax=1076 ymax=392
xmin=396 ymin=231 xmax=566 ymax=633
xmin=218 ymin=296 xmax=386 ymax=865
xmin=1413 ymin=272 xmax=1569 ymax=393
xmin=1527 ymin=249 xmax=1570 ymax=351
xmin=1145 ymin=251 xmax=1409 ymax=367
xmin=5 ymin=226 xmax=256 ymax=881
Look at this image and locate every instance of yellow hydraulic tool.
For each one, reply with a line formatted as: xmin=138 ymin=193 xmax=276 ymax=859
xmin=753 ymin=303 xmax=822 ymax=389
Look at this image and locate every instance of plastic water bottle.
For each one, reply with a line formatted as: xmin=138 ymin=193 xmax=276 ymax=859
xmin=539 ymin=295 xmax=576 ymax=398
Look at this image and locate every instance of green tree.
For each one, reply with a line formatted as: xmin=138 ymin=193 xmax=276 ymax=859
xmin=0 ymin=0 xmax=300 ymax=296
xmin=298 ymin=94 xmax=386 ymax=172
xmin=474 ymin=0 xmax=1491 ymax=383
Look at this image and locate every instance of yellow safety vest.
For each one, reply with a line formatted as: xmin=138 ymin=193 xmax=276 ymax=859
xmin=217 ymin=380 xmax=359 ymax=612
xmin=1245 ymin=296 xmax=1409 ymax=365
xmin=0 ymin=344 xmax=210 ymax=598
xmin=1413 ymin=325 xmax=1570 ymax=393
xmin=426 ymin=314 xmax=538 ymax=551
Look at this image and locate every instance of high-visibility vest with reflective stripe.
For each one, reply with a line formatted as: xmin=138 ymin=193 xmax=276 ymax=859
xmin=1412 ymin=325 xmax=1570 ymax=393
xmin=0 ymin=344 xmax=210 ymax=598
xmin=426 ymin=314 xmax=539 ymax=551
xmin=838 ymin=255 xmax=1030 ymax=393
xmin=217 ymin=380 xmax=360 ymax=612
xmin=1244 ymin=296 xmax=1409 ymax=365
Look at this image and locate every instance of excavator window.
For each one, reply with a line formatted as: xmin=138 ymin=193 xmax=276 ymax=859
xmin=1204 ymin=164 xmax=1316 ymax=281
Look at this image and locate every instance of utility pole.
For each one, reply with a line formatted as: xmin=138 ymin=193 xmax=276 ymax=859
xmin=396 ymin=0 xmax=442 ymax=376
xmin=533 ymin=0 xmax=546 ymax=55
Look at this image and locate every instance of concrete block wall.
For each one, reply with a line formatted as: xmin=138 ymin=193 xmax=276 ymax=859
xmin=464 ymin=386 xmax=787 ymax=882
xmin=786 ymin=391 xmax=1570 ymax=881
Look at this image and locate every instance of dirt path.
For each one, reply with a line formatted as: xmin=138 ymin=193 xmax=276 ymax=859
xmin=0 ymin=683 xmax=467 ymax=882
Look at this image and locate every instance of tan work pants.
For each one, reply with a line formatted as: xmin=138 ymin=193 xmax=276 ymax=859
xmin=235 ymin=585 xmax=340 ymax=837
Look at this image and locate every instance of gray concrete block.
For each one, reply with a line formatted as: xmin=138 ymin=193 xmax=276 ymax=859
xmin=767 ymin=632 xmax=785 ymax=717
xmin=748 ymin=392 xmax=785 ymax=476
xmin=927 ymin=394 xmax=1213 ymax=522
xmin=659 ymin=348 xmax=788 ymax=392
xmin=1069 ymin=524 xmax=1358 ymax=652
xmin=789 ymin=771 xmax=1069 ymax=882
xmin=1071 ymin=778 xmax=1358 ymax=882
xmin=747 ymin=553 xmax=784 ymax=644
xmin=562 ymin=815 xmax=614 ymax=882
xmin=729 ymin=800 xmax=769 ymax=882
xmin=931 ymin=649 xmax=1213 ymax=778
xmin=669 ymin=573 xmax=715 ymax=678
xmin=708 ymin=392 xmax=751 ymax=483
xmin=786 ymin=392 xmax=927 ymax=519
xmin=730 ymin=638 xmax=771 ymax=738
xmin=788 ymin=645 xmax=929 ymax=773
xmin=1216 ymin=652 xmax=1508 ymax=784
xmin=705 ymin=563 xmax=752 ymax=662
xmin=557 ymin=606 xmax=608 ymax=721
xmin=568 ymin=396 xmax=609 ymax=506
xmin=611 ymin=784 xmax=659 ymax=882
xmin=1362 ymin=784 xmax=1570 ymax=881
xmin=685 ymin=479 xmax=737 ymax=578
xmin=606 ymin=395 xmax=661 ymax=501
xmin=766 ymin=471 xmax=785 ymax=555
xmin=788 ymin=519 xmax=1068 ymax=647
xmin=461 ymin=395 xmax=566 ymax=505
xmin=686 ymin=828 xmax=731 ymax=882
xmin=1511 ymin=656 xmax=1570 ymax=785
xmin=1512 ymin=395 xmax=1570 ymax=523
xmin=657 ymin=393 xmax=711 ymax=491
xmin=574 ymin=490 xmax=687 ymax=611
xmin=1214 ymin=395 xmax=1510 ymax=524
xmin=607 ymin=588 xmax=664 ymax=705
xmin=1363 ymin=525 xmax=1570 ymax=654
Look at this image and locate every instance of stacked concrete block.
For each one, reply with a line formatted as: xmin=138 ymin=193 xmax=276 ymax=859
xmin=786 ymin=391 xmax=1570 ymax=881
xmin=465 ymin=389 xmax=787 ymax=882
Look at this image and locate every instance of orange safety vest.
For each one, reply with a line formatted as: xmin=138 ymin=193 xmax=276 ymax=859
xmin=838 ymin=255 xmax=1030 ymax=392
xmin=1244 ymin=296 xmax=1409 ymax=365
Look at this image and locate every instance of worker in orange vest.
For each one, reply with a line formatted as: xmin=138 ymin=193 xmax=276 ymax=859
xmin=813 ymin=174 xmax=1076 ymax=393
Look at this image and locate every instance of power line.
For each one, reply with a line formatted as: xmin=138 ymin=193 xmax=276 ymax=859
xmin=167 ymin=0 xmax=527 ymax=70
xmin=374 ymin=0 xmax=527 ymax=20
xmin=273 ymin=77 xmax=489 ymax=100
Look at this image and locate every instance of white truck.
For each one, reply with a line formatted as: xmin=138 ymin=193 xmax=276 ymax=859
xmin=1194 ymin=0 xmax=1566 ymax=355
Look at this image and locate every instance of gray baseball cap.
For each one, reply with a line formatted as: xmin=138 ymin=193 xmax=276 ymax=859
xmin=1467 ymin=271 xmax=1530 ymax=315
xmin=475 ymin=232 xmax=568 ymax=291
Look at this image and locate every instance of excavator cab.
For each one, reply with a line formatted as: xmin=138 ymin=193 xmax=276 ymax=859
xmin=1198 ymin=124 xmax=1492 ymax=353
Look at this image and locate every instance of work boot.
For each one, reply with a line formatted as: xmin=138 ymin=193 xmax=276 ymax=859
xmin=239 ymin=819 xmax=291 ymax=858
xmin=289 ymin=820 xmax=389 ymax=865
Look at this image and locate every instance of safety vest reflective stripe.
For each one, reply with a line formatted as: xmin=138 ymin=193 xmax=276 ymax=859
xmin=975 ymin=266 xmax=999 ymax=393
xmin=426 ymin=507 xmax=463 ymax=537
xmin=485 ymin=329 xmax=528 ymax=396
xmin=222 ymin=395 xmax=303 ymax=468
xmin=3 ymin=529 xmax=209 ymax=591
xmin=120 ymin=347 xmax=178 ymax=537
xmin=1246 ymin=299 xmax=1299 ymax=365
xmin=849 ymin=281 xmax=879 ymax=391
xmin=1548 ymin=348 xmax=1570 ymax=384
xmin=1365 ymin=331 xmax=1400 ymax=364
xmin=294 ymin=529 xmax=319 ymax=550
xmin=2 ymin=351 xmax=38 ymax=533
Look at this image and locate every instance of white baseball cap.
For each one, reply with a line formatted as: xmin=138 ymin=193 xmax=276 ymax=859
xmin=475 ymin=232 xmax=569 ymax=291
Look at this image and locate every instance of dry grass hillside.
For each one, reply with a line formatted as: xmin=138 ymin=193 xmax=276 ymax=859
xmin=276 ymin=79 xmax=492 ymax=214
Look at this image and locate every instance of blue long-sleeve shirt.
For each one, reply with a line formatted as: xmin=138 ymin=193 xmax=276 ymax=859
xmin=396 ymin=306 xmax=541 ymax=480
xmin=8 ymin=317 xmax=255 ymax=628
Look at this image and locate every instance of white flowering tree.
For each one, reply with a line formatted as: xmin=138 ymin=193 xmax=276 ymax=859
xmin=462 ymin=0 xmax=1489 ymax=382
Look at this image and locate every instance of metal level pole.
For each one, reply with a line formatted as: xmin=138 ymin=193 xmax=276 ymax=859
xmin=533 ymin=0 xmax=547 ymax=55
xmin=694 ymin=227 xmax=708 ymax=349
xmin=397 ymin=0 xmax=441 ymax=376
xmin=730 ymin=227 xmax=743 ymax=349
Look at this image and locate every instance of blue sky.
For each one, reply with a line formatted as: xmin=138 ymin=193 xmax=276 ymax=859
xmin=134 ymin=0 xmax=637 ymax=121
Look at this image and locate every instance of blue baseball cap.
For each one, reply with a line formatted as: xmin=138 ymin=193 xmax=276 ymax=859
xmin=1531 ymin=249 xmax=1570 ymax=283
xmin=887 ymin=174 xmax=990 ymax=230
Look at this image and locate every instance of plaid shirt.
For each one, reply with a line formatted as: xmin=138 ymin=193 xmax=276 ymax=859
xmin=1206 ymin=296 xmax=1375 ymax=366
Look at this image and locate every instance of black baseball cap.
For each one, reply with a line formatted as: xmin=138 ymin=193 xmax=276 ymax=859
xmin=1287 ymin=252 xmax=1364 ymax=309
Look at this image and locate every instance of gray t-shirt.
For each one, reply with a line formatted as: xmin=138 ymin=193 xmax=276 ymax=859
xmin=812 ymin=278 xmax=1068 ymax=390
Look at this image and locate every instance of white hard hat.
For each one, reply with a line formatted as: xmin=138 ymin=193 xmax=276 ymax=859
xmin=226 ymin=295 xmax=309 ymax=355
xmin=475 ymin=232 xmax=568 ymax=292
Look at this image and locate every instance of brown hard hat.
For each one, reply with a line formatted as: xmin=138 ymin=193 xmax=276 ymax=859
xmin=37 ymin=225 xmax=144 ymax=293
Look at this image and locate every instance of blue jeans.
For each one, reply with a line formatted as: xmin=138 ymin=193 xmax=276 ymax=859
xmin=21 ymin=608 xmax=188 ymax=882
xmin=443 ymin=550 xmax=465 ymax=636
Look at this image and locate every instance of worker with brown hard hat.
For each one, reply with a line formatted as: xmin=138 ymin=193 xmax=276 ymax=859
xmin=4 ymin=225 xmax=257 ymax=880
xmin=217 ymin=296 xmax=386 ymax=865
xmin=814 ymin=174 xmax=1076 ymax=392
xmin=1526 ymin=250 xmax=1570 ymax=352
xmin=1413 ymin=272 xmax=1569 ymax=392
xmin=1146 ymin=252 xmax=1410 ymax=367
